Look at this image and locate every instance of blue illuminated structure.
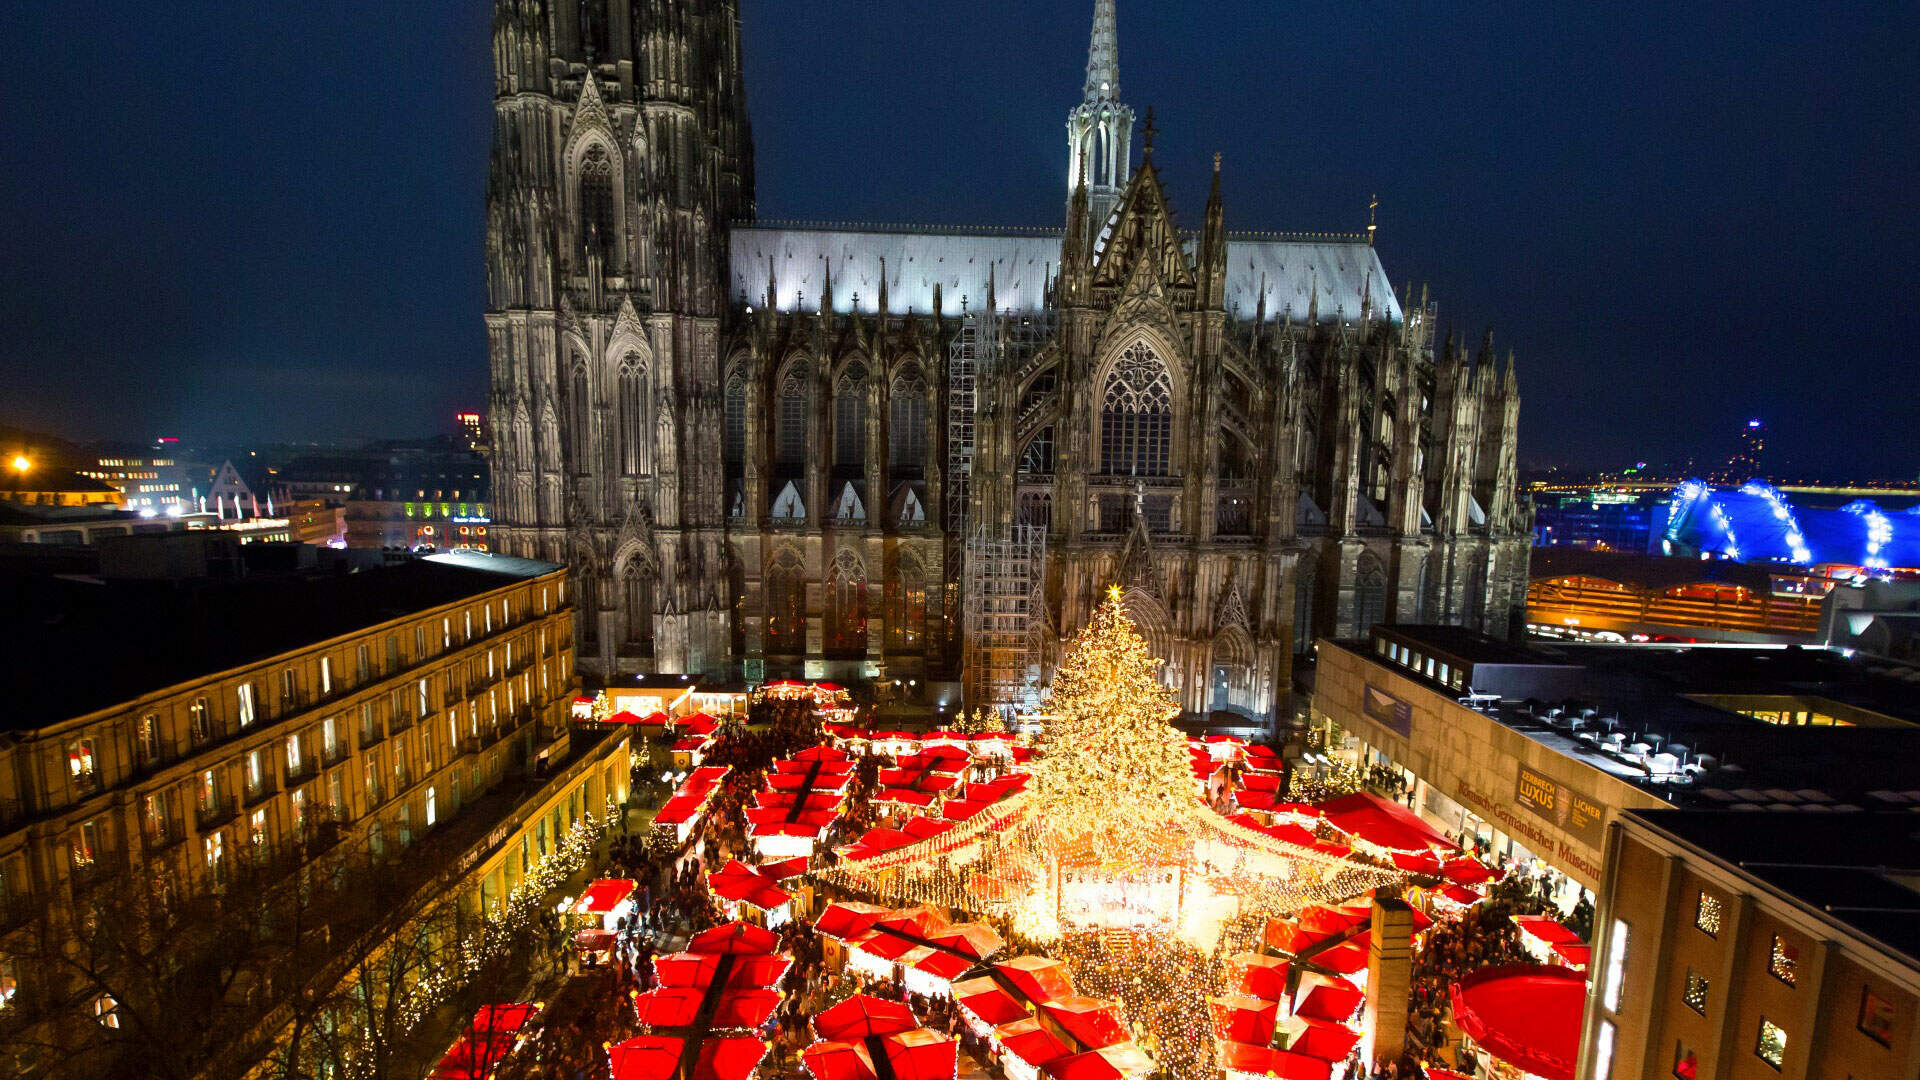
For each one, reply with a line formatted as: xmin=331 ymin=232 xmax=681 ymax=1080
xmin=1662 ymin=480 xmax=1920 ymax=571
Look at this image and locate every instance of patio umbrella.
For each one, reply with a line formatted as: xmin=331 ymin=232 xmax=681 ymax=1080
xmin=814 ymin=994 xmax=919 ymax=1040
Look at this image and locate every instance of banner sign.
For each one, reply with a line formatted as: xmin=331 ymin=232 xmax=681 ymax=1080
xmin=1362 ymin=684 xmax=1414 ymax=737
xmin=1515 ymin=764 xmax=1607 ymax=849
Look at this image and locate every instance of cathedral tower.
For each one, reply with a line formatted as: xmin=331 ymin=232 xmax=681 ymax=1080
xmin=1066 ymin=0 xmax=1134 ymax=251
xmin=486 ymin=0 xmax=754 ymax=679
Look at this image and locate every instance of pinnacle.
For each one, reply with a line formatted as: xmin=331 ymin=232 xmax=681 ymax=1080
xmin=1084 ymin=0 xmax=1121 ymax=103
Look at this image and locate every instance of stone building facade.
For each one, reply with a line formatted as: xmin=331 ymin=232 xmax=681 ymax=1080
xmin=487 ymin=0 xmax=1530 ymax=711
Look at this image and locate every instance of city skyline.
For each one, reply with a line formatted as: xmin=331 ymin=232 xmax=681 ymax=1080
xmin=1 ymin=0 xmax=1915 ymax=474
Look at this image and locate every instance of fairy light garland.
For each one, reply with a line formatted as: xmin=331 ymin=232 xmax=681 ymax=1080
xmin=815 ymin=593 xmax=1405 ymax=1080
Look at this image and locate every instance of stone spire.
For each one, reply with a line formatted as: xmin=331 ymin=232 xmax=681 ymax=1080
xmin=1085 ymin=0 xmax=1121 ymax=103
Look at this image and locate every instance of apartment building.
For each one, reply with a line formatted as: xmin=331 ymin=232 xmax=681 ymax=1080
xmin=1580 ymin=811 xmax=1920 ymax=1080
xmin=0 ymin=539 xmax=577 ymax=1067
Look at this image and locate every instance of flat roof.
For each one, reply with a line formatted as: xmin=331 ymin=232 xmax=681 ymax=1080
xmin=1630 ymin=809 xmax=1920 ymax=971
xmin=1337 ymin=632 xmax=1920 ymax=809
xmin=4 ymin=552 xmax=561 ymax=732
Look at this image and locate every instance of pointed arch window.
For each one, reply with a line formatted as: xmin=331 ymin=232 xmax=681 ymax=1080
xmin=621 ymin=561 xmax=652 ymax=653
xmin=825 ymin=551 xmax=868 ymax=657
xmin=618 ymin=355 xmax=646 ymax=476
xmin=1100 ymin=342 xmax=1173 ymax=476
xmin=886 ymin=553 xmax=926 ymax=652
xmin=568 ymin=362 xmax=592 ymax=473
xmin=834 ymin=363 xmax=868 ymax=469
xmin=889 ymin=368 xmax=929 ymax=474
xmin=1354 ymin=555 xmax=1388 ymax=636
xmin=577 ymin=144 xmax=617 ymax=267
xmin=723 ymin=373 xmax=747 ymax=468
xmin=765 ymin=553 xmax=806 ymax=655
xmin=776 ymin=361 xmax=811 ymax=469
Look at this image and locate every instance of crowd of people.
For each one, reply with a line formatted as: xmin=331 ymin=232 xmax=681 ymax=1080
xmin=482 ymin=695 xmax=1588 ymax=1080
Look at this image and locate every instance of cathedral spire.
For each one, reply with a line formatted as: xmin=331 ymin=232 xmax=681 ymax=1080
xmin=1085 ymin=0 xmax=1121 ymax=103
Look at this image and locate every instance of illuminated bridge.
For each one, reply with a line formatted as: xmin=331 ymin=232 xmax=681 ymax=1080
xmin=1662 ymin=480 xmax=1920 ymax=574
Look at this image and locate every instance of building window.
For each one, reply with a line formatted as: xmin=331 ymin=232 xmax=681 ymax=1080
xmin=889 ymin=369 xmax=928 ymax=474
xmin=577 ymin=143 xmax=616 ymax=266
xmin=825 ymin=551 xmax=868 ymax=657
xmin=1769 ymin=935 xmax=1797 ymax=985
xmin=776 ymin=362 xmax=812 ymax=469
xmin=69 ymin=821 xmax=98 ymax=871
xmin=1683 ymin=969 xmax=1709 ymax=1014
xmin=135 ymin=713 xmax=159 ymax=768
xmin=320 ymin=656 xmax=332 ymax=696
xmin=834 ymin=363 xmax=868 ymax=468
xmin=356 ymin=644 xmax=370 ymax=682
xmin=323 ymin=716 xmax=340 ymax=759
xmin=417 ymin=678 xmax=431 ymax=720
xmin=237 ymin=683 xmax=256 ymax=728
xmin=1695 ymin=891 xmax=1722 ymax=936
xmin=0 ymin=956 xmax=16 ymax=1010
xmin=1859 ymin=986 xmax=1897 ymax=1047
xmin=1099 ymin=341 xmax=1173 ymax=476
xmin=765 ymin=552 xmax=806 ymax=654
xmin=68 ymin=738 xmax=98 ymax=793
xmin=190 ymin=696 xmax=211 ymax=744
xmin=1593 ymin=1019 xmax=1616 ymax=1080
xmin=93 ymin=993 xmax=120 ymax=1030
xmin=1602 ymin=919 xmax=1630 ymax=1011
xmin=426 ymin=786 xmax=437 ymax=828
xmin=204 ymin=830 xmax=227 ymax=886
xmin=618 ymin=355 xmax=646 ymax=476
xmin=1755 ymin=1018 xmax=1786 ymax=1069
xmin=286 ymin=733 xmax=303 ymax=775
xmin=723 ymin=374 xmax=747 ymax=467
xmin=249 ymin=809 xmax=267 ymax=848
xmin=280 ymin=667 xmax=298 ymax=708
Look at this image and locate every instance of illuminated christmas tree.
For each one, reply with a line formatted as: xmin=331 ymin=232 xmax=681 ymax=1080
xmin=1032 ymin=587 xmax=1195 ymax=853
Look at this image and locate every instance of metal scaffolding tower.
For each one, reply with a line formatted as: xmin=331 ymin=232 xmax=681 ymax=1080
xmin=963 ymin=522 xmax=1046 ymax=708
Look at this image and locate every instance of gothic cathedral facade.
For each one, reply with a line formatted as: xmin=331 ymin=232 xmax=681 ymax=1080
xmin=487 ymin=0 xmax=1530 ymax=716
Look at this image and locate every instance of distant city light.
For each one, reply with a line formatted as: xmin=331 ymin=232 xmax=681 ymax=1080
xmin=9 ymin=455 xmax=28 ymax=473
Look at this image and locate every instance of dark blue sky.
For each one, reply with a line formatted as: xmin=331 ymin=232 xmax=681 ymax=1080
xmin=3 ymin=1 xmax=1916 ymax=476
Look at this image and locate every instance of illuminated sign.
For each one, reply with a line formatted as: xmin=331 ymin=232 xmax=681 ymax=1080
xmin=1362 ymin=684 xmax=1413 ymax=737
xmin=1514 ymin=764 xmax=1606 ymax=848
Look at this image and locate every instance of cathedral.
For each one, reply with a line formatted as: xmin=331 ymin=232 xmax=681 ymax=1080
xmin=485 ymin=0 xmax=1530 ymax=717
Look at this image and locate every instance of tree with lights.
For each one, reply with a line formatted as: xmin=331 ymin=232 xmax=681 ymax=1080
xmin=1031 ymin=587 xmax=1195 ymax=854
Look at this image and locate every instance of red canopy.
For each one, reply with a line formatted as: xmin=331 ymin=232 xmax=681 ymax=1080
xmin=1391 ymin=850 xmax=1444 ymax=875
xmin=1551 ymin=942 xmax=1593 ymax=969
xmin=882 ymin=1028 xmax=957 ymax=1080
xmin=573 ymin=879 xmax=637 ymax=915
xmin=1040 ymin=996 xmax=1130 ymax=1050
xmin=1209 ymin=995 xmax=1278 ymax=1045
xmin=1292 ymin=984 xmax=1363 ymax=1025
xmin=633 ymin=987 xmax=705 ymax=1028
xmin=708 ymin=860 xmax=793 ymax=910
xmin=1436 ymin=884 xmax=1484 ymax=907
xmin=689 ymin=921 xmax=781 ymax=956
xmin=469 ymin=1003 xmax=538 ymax=1034
xmin=1231 ymin=954 xmax=1291 ymax=1001
xmin=814 ymin=902 xmax=888 ymax=940
xmin=1216 ymin=1044 xmax=1330 ymax=1080
xmin=1512 ymin=915 xmax=1583 ymax=946
xmin=1316 ymin=793 xmax=1454 ymax=853
xmin=1287 ymin=1019 xmax=1360 ymax=1062
xmin=997 ymin=1017 xmax=1074 ymax=1069
xmin=1042 ymin=1045 xmax=1154 ymax=1080
xmin=1449 ymin=964 xmax=1586 ymax=1080
xmin=1440 ymin=856 xmax=1497 ymax=885
xmin=653 ymin=951 xmax=723 ymax=988
xmin=814 ymin=994 xmax=919 ymax=1040
xmin=803 ymin=1041 xmax=875 ymax=1080
xmin=609 ymin=710 xmax=644 ymax=725
xmin=996 ymin=956 xmax=1075 ymax=1005
xmin=953 ymin=978 xmax=1028 ymax=1027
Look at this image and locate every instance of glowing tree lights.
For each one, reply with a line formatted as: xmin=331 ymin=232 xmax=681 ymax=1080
xmin=820 ymin=589 xmax=1402 ymax=1080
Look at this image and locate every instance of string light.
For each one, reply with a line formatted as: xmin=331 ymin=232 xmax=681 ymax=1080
xmin=819 ymin=593 xmax=1404 ymax=1080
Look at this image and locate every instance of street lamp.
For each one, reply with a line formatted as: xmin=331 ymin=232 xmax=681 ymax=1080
xmin=9 ymin=455 xmax=28 ymax=473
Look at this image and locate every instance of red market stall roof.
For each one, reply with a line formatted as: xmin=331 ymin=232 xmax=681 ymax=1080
xmin=996 ymin=955 xmax=1076 ymax=1005
xmin=1287 ymin=1019 xmax=1360 ymax=1062
xmin=609 ymin=710 xmax=644 ymax=725
xmin=1316 ymin=793 xmax=1456 ymax=853
xmin=709 ymin=860 xmax=794 ymax=910
xmin=573 ymin=879 xmax=637 ymax=915
xmin=1436 ymin=884 xmax=1485 ymax=907
xmin=1512 ymin=916 xmax=1584 ymax=947
xmin=610 ymin=1036 xmax=768 ymax=1080
xmin=1209 ymin=995 xmax=1278 ymax=1045
xmin=673 ymin=736 xmax=713 ymax=752
xmin=1551 ymin=942 xmax=1593 ymax=969
xmin=689 ymin=921 xmax=781 ymax=956
xmin=998 ymin=1016 xmax=1075 ymax=1070
xmin=1441 ymin=856 xmax=1500 ymax=886
xmin=656 ymin=794 xmax=710 ymax=827
xmin=1216 ymin=1043 xmax=1331 ymax=1080
xmin=1041 ymin=1044 xmax=1154 ymax=1080
xmin=814 ymin=995 xmax=920 ymax=1040
xmin=815 ymin=902 xmax=890 ymax=941
xmin=652 ymin=951 xmax=793 ymax=991
xmin=470 ymin=1003 xmax=539 ymax=1033
xmin=954 ymin=979 xmax=1029 ymax=1027
xmin=1448 ymin=964 xmax=1586 ymax=1080
xmin=679 ymin=713 xmax=721 ymax=735
xmin=1039 ymin=996 xmax=1131 ymax=1050
xmin=1291 ymin=983 xmax=1364 ymax=1025
xmin=1231 ymin=954 xmax=1290 ymax=1001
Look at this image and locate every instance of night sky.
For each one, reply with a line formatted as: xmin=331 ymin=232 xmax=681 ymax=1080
xmin=3 ymin=1 xmax=1916 ymax=476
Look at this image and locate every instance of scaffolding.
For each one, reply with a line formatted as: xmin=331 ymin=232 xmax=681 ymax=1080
xmin=951 ymin=307 xmax=1056 ymax=707
xmin=963 ymin=522 xmax=1046 ymax=708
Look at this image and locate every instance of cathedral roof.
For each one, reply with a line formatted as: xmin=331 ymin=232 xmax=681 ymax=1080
xmin=730 ymin=223 xmax=1402 ymax=324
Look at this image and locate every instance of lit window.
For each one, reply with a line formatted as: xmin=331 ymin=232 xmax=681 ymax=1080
xmin=1683 ymin=969 xmax=1709 ymax=1014
xmin=68 ymin=737 xmax=98 ymax=792
xmin=426 ymin=787 xmax=437 ymax=827
xmin=1593 ymin=1019 xmax=1616 ymax=1080
xmin=1695 ymin=891 xmax=1722 ymax=936
xmin=1602 ymin=919 xmax=1630 ymax=1011
xmin=319 ymin=656 xmax=332 ymax=696
xmin=237 ymin=683 xmax=256 ymax=727
xmin=1755 ymin=1018 xmax=1786 ymax=1069
xmin=286 ymin=733 xmax=303 ymax=774
xmin=1769 ymin=935 xmax=1797 ymax=985
xmin=0 ymin=955 xmax=17 ymax=1010
xmin=93 ymin=993 xmax=120 ymax=1030
xmin=249 ymin=809 xmax=266 ymax=847
xmin=1099 ymin=342 xmax=1174 ymax=476
xmin=189 ymin=697 xmax=211 ymax=744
